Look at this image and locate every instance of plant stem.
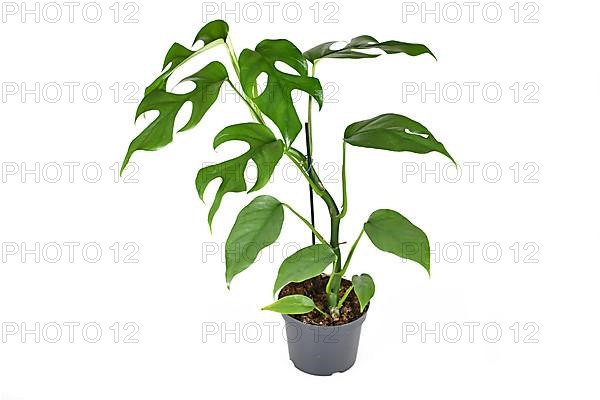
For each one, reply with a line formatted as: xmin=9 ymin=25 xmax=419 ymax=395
xmin=304 ymin=123 xmax=316 ymax=245
xmin=285 ymin=153 xmax=324 ymax=196
xmin=304 ymin=162 xmax=342 ymax=272
xmin=340 ymin=227 xmax=365 ymax=276
xmin=308 ymin=166 xmax=343 ymax=307
xmin=286 ymin=149 xmax=343 ymax=307
xmin=224 ymin=39 xmax=266 ymax=125
xmin=282 ymin=203 xmax=329 ymax=246
xmin=307 ymin=62 xmax=317 ymax=154
xmin=226 ymin=79 xmax=264 ymax=123
xmin=337 ymin=286 xmax=354 ymax=308
xmin=225 ymin=38 xmax=241 ymax=80
xmin=338 ymin=141 xmax=348 ymax=219
xmin=314 ymin=304 xmax=329 ymax=317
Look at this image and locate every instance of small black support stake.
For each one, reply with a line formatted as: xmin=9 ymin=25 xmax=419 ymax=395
xmin=304 ymin=122 xmax=316 ymax=245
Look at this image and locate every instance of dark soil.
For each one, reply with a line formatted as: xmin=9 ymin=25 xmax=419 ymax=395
xmin=278 ymin=275 xmax=367 ymax=326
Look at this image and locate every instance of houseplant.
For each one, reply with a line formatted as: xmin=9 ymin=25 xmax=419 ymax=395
xmin=122 ymin=20 xmax=454 ymax=375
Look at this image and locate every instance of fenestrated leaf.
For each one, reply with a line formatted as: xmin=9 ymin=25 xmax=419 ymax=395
xmin=239 ymin=39 xmax=323 ymax=146
xmin=364 ymin=209 xmax=431 ymax=275
xmin=262 ymin=295 xmax=316 ymax=314
xmin=196 ymin=123 xmax=284 ymax=226
xmin=146 ymin=20 xmax=229 ymax=95
xmin=122 ymin=61 xmax=228 ymax=172
xmin=225 ymin=195 xmax=284 ymax=287
xmin=352 ymin=274 xmax=375 ymax=312
xmin=304 ymin=35 xmax=435 ymax=63
xmin=344 ymin=113 xmax=454 ymax=163
xmin=273 ymin=244 xmax=336 ymax=296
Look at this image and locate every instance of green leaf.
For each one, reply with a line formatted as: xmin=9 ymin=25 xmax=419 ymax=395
xmin=262 ymin=295 xmax=316 ymax=314
xmin=364 ymin=209 xmax=431 ymax=275
xmin=352 ymin=274 xmax=375 ymax=312
xmin=239 ymin=39 xmax=323 ymax=146
xmin=225 ymin=195 xmax=284 ymax=287
xmin=196 ymin=123 xmax=284 ymax=226
xmin=344 ymin=113 xmax=455 ymax=163
xmin=273 ymin=244 xmax=336 ymax=295
xmin=146 ymin=20 xmax=229 ymax=95
xmin=304 ymin=35 xmax=435 ymax=63
xmin=193 ymin=19 xmax=229 ymax=46
xmin=122 ymin=61 xmax=228 ymax=172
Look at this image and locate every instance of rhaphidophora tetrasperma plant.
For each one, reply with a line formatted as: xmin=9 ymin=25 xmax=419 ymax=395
xmin=122 ymin=20 xmax=454 ymax=321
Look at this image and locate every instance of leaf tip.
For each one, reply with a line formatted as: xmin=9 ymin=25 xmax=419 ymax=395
xmin=120 ymin=152 xmax=133 ymax=177
xmin=207 ymin=214 xmax=215 ymax=234
xmin=119 ymin=162 xmax=128 ymax=177
xmin=449 ymin=156 xmax=459 ymax=169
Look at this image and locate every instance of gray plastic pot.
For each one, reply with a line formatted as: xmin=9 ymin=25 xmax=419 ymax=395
xmin=281 ymin=313 xmax=367 ymax=376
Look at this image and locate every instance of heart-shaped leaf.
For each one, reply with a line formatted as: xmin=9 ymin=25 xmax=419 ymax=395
xmin=273 ymin=244 xmax=336 ymax=296
xmin=239 ymin=39 xmax=323 ymax=146
xmin=122 ymin=61 xmax=228 ymax=172
xmin=146 ymin=20 xmax=229 ymax=95
xmin=262 ymin=295 xmax=316 ymax=314
xmin=304 ymin=35 xmax=435 ymax=63
xmin=352 ymin=274 xmax=375 ymax=312
xmin=196 ymin=123 xmax=284 ymax=226
xmin=364 ymin=209 xmax=431 ymax=275
xmin=344 ymin=113 xmax=454 ymax=163
xmin=225 ymin=195 xmax=284 ymax=287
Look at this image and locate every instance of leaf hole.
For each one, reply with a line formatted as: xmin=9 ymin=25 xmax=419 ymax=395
xmin=289 ymin=89 xmax=302 ymax=104
xmin=329 ymin=41 xmax=347 ymax=51
xmin=135 ymin=109 xmax=159 ymax=124
xmin=171 ymin=80 xmax=196 ymax=95
xmin=244 ymin=159 xmax=258 ymax=187
xmin=274 ymin=61 xmax=300 ymax=76
xmin=405 ymin=128 xmax=429 ymax=139
xmin=255 ymin=72 xmax=268 ymax=97
xmin=174 ymin=101 xmax=193 ymax=132
xmin=202 ymin=176 xmax=223 ymax=204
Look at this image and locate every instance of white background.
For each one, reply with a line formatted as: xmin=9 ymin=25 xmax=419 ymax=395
xmin=1 ymin=0 xmax=599 ymax=399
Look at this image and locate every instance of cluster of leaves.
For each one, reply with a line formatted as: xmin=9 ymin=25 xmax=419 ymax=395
xmin=122 ymin=20 xmax=454 ymax=318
